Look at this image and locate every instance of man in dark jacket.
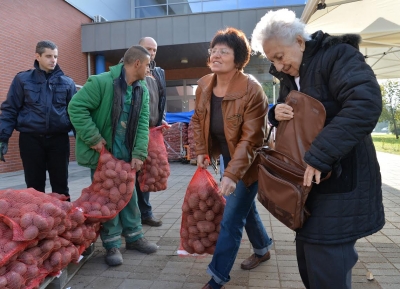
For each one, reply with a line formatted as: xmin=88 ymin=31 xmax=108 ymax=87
xmin=137 ymin=36 xmax=167 ymax=227
xmin=0 ymin=40 xmax=76 ymax=198
xmin=251 ymin=9 xmax=385 ymax=289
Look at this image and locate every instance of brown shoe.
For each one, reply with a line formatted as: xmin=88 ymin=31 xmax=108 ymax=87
xmin=241 ymin=251 xmax=271 ymax=270
xmin=142 ymin=216 xmax=163 ymax=227
xmin=201 ymin=284 xmax=225 ymax=289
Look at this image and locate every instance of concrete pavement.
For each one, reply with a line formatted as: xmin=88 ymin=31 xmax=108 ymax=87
xmin=0 ymin=152 xmax=399 ymax=289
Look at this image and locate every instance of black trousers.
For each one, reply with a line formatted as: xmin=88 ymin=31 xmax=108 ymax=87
xmin=296 ymin=238 xmax=358 ymax=289
xmin=19 ymin=132 xmax=70 ymax=197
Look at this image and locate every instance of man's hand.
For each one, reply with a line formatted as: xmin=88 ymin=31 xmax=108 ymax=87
xmin=275 ymin=103 xmax=294 ymax=121
xmin=197 ymin=154 xmax=210 ymax=169
xmin=131 ymin=158 xmax=143 ymax=171
xmin=90 ymin=138 xmax=106 ymax=153
xmin=219 ymin=176 xmax=236 ymax=196
xmin=0 ymin=142 xmax=8 ymax=162
xmin=303 ymin=164 xmax=321 ymax=187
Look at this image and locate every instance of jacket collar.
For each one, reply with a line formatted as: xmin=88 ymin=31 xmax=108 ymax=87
xmin=197 ymin=70 xmax=248 ymax=100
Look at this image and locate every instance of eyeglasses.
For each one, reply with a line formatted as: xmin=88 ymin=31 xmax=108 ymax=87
xmin=208 ymin=48 xmax=232 ymax=56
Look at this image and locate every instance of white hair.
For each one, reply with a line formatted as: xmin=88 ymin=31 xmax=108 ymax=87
xmin=251 ymin=9 xmax=311 ymax=56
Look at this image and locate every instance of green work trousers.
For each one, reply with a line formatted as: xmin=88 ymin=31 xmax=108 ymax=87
xmin=91 ymin=169 xmax=143 ymax=249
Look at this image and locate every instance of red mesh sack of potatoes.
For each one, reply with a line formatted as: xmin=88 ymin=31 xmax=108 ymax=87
xmin=0 ymin=188 xmax=74 ymax=242
xmin=138 ymin=125 xmax=170 ymax=192
xmin=0 ymin=220 xmax=35 ymax=268
xmin=72 ymin=147 xmax=136 ymax=223
xmin=178 ymin=167 xmax=226 ymax=256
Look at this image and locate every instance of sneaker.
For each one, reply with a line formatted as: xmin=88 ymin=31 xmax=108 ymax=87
xmin=240 ymin=251 xmax=271 ymax=270
xmin=126 ymin=237 xmax=158 ymax=254
xmin=142 ymin=216 xmax=163 ymax=227
xmin=105 ymin=247 xmax=123 ymax=266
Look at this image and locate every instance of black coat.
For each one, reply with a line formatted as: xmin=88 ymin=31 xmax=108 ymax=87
xmin=268 ymin=31 xmax=385 ymax=244
xmin=0 ymin=61 xmax=76 ymax=142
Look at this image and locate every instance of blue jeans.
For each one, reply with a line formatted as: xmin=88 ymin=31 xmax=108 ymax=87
xmin=207 ymin=180 xmax=273 ymax=285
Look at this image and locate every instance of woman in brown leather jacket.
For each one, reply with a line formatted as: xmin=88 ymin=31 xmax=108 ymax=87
xmin=192 ymin=27 xmax=273 ymax=289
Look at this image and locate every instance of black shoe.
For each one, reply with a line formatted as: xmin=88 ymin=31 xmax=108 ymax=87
xmin=142 ymin=216 xmax=163 ymax=227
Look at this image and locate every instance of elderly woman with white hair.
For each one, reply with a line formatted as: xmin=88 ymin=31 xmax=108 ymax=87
xmin=251 ymin=8 xmax=385 ymax=289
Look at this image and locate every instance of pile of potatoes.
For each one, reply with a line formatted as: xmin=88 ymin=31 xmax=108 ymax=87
xmin=73 ymin=151 xmax=135 ymax=222
xmin=180 ymin=170 xmax=225 ymax=255
xmin=0 ymin=188 xmax=73 ymax=242
xmin=138 ymin=126 xmax=170 ymax=192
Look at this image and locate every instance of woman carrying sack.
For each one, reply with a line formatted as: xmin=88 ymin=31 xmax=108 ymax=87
xmin=192 ymin=27 xmax=273 ymax=289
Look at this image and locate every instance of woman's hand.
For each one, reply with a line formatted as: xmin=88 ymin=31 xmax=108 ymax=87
xmin=303 ymin=164 xmax=321 ymax=187
xmin=219 ymin=176 xmax=236 ymax=196
xmin=275 ymin=103 xmax=294 ymax=121
xmin=197 ymin=154 xmax=210 ymax=169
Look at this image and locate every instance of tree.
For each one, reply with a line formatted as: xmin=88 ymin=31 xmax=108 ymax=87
xmin=380 ymin=80 xmax=400 ymax=139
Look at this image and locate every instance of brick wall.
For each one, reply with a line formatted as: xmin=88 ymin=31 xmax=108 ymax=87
xmin=0 ymin=0 xmax=92 ymax=173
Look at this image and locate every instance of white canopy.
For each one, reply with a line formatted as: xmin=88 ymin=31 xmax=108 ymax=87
xmin=301 ymin=0 xmax=400 ymax=79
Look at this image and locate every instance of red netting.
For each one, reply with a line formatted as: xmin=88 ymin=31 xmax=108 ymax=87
xmin=72 ymin=147 xmax=135 ymax=223
xmin=0 ymin=220 xmax=35 ymax=268
xmin=178 ymin=167 xmax=225 ymax=256
xmin=138 ymin=125 xmax=170 ymax=192
xmin=0 ymin=188 xmax=74 ymax=242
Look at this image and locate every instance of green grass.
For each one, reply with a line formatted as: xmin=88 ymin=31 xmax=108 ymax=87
xmin=372 ymin=134 xmax=400 ymax=155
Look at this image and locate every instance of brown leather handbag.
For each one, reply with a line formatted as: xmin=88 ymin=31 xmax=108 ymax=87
xmin=257 ymin=90 xmax=327 ymax=230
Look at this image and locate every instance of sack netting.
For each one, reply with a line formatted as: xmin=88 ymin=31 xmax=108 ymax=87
xmin=178 ymin=167 xmax=226 ymax=256
xmin=138 ymin=125 xmax=170 ymax=192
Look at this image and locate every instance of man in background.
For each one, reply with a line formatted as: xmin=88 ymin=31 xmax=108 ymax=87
xmin=0 ymin=40 xmax=76 ymax=199
xmin=137 ymin=36 xmax=167 ymax=227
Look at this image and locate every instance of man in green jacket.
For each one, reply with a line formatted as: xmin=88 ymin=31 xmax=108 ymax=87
xmin=68 ymin=45 xmax=158 ymax=266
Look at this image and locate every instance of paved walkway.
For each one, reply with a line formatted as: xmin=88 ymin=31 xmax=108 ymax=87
xmin=1 ymin=152 xmax=399 ymax=289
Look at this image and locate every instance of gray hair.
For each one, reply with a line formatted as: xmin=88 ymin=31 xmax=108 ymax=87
xmin=251 ymin=9 xmax=310 ymax=56
xmin=36 ymin=40 xmax=57 ymax=55
xmin=123 ymin=45 xmax=150 ymax=65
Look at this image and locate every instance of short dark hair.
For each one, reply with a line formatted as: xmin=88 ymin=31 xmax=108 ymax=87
xmin=208 ymin=27 xmax=251 ymax=70
xmin=123 ymin=45 xmax=150 ymax=65
xmin=36 ymin=40 xmax=57 ymax=55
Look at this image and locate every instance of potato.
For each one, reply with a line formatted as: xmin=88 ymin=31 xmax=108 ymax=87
xmin=119 ymin=171 xmax=128 ymax=182
xmin=5 ymin=271 xmax=23 ymax=289
xmin=193 ymin=210 xmax=206 ymax=221
xmin=201 ymin=237 xmax=213 ymax=248
xmin=109 ymin=187 xmax=121 ymax=203
xmin=50 ymin=251 xmax=62 ymax=267
xmin=208 ymin=231 xmax=219 ymax=242
xmin=0 ymin=276 xmax=7 ymax=288
xmin=32 ymin=214 xmax=49 ymax=231
xmin=198 ymin=190 xmax=209 ymax=201
xmin=197 ymin=221 xmax=215 ymax=233
xmin=212 ymin=201 xmax=222 ymax=214
xmin=20 ymin=212 xmax=35 ymax=229
xmin=188 ymin=226 xmax=199 ymax=235
xmin=102 ymin=178 xmax=115 ymax=190
xmin=40 ymin=239 xmax=55 ymax=253
xmin=101 ymin=205 xmax=111 ymax=216
xmin=186 ymin=214 xmax=197 ymax=226
xmin=182 ymin=201 xmax=190 ymax=213
xmin=105 ymin=160 xmax=116 ymax=170
xmin=93 ymin=171 xmax=102 ymax=183
xmin=23 ymin=225 xmax=39 ymax=240
xmin=0 ymin=199 xmax=10 ymax=214
xmin=119 ymin=183 xmax=127 ymax=195
xmin=92 ymin=182 xmax=102 ymax=192
xmin=192 ymin=240 xmax=205 ymax=254
xmin=199 ymin=200 xmax=208 ymax=212
xmin=105 ymin=169 xmax=117 ymax=179
xmin=205 ymin=210 xmax=215 ymax=221
xmin=182 ymin=239 xmax=194 ymax=254
xmin=187 ymin=194 xmax=200 ymax=209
